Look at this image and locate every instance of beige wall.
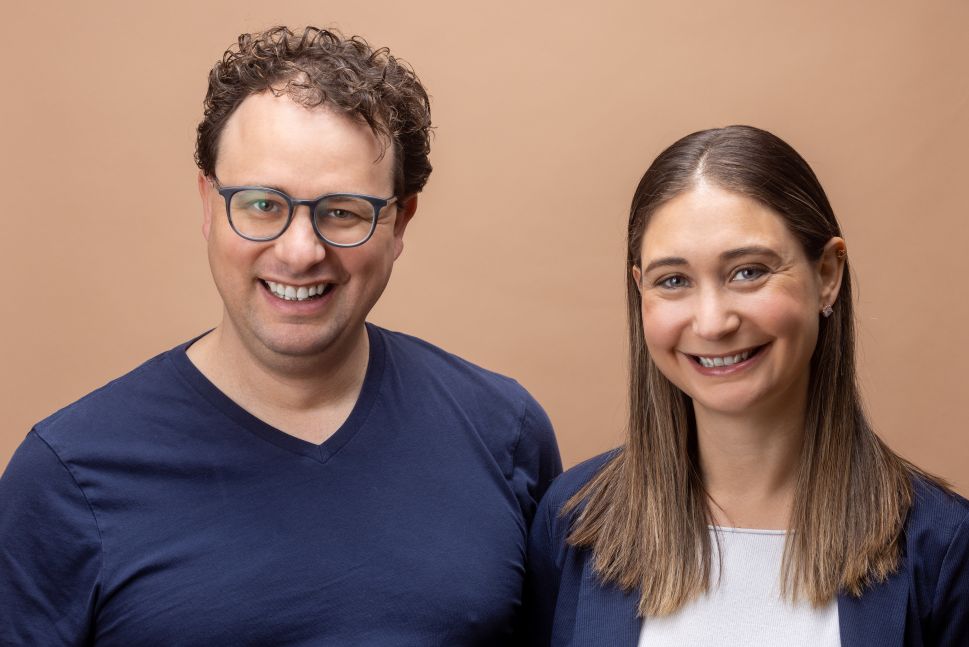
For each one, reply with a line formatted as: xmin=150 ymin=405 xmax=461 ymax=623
xmin=2 ymin=1 xmax=967 ymax=493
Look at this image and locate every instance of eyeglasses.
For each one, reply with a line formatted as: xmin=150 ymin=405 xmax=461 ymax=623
xmin=214 ymin=180 xmax=398 ymax=248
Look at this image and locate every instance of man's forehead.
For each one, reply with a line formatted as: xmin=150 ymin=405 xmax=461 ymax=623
xmin=215 ymin=91 xmax=395 ymax=191
xmin=223 ymin=92 xmax=379 ymax=146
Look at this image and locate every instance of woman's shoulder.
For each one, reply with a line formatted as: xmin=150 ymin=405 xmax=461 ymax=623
xmin=898 ymin=475 xmax=969 ymax=640
xmin=528 ymin=449 xmax=621 ymax=593
xmin=905 ymin=475 xmax=969 ymax=555
xmin=531 ymin=448 xmax=622 ymax=555
xmin=540 ymin=448 xmax=622 ymax=513
xmin=904 ymin=474 xmax=969 ymax=573
xmin=902 ymin=475 xmax=969 ymax=600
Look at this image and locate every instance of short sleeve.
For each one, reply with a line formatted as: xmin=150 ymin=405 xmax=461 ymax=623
xmin=510 ymin=396 xmax=562 ymax=527
xmin=0 ymin=430 xmax=102 ymax=644
xmin=929 ymin=509 xmax=969 ymax=646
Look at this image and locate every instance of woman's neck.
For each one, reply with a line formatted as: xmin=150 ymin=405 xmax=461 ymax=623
xmin=695 ymin=397 xmax=807 ymax=530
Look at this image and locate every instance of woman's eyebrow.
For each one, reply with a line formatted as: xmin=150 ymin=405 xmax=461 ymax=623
xmin=720 ymin=245 xmax=783 ymax=263
xmin=641 ymin=256 xmax=688 ymax=274
xmin=641 ymin=247 xmax=783 ymax=273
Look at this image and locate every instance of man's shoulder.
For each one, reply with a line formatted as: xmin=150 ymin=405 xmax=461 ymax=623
xmin=373 ymin=325 xmax=558 ymax=469
xmin=375 ymin=325 xmax=533 ymax=403
xmin=32 ymin=342 xmax=189 ymax=452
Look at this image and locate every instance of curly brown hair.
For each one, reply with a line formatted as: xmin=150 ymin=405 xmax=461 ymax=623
xmin=195 ymin=26 xmax=432 ymax=197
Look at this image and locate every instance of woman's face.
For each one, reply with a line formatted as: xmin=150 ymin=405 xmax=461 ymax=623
xmin=632 ymin=181 xmax=844 ymax=422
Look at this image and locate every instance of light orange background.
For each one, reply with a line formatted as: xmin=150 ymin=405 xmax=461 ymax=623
xmin=2 ymin=1 xmax=967 ymax=493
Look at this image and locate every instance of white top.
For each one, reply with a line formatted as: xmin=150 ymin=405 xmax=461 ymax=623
xmin=638 ymin=527 xmax=840 ymax=647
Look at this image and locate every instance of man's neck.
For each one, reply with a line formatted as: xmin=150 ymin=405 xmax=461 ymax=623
xmin=185 ymin=322 xmax=371 ymax=444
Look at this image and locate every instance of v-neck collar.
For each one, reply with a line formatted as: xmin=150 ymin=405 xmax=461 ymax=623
xmin=167 ymin=323 xmax=386 ymax=464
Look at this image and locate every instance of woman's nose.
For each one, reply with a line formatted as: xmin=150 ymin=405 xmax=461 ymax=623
xmin=692 ymin=289 xmax=741 ymax=340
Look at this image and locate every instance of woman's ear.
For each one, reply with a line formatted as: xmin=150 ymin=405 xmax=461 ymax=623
xmin=632 ymin=265 xmax=643 ymax=294
xmin=817 ymin=237 xmax=847 ymax=310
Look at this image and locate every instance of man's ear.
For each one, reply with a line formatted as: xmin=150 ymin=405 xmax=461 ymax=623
xmin=817 ymin=236 xmax=847 ymax=310
xmin=631 ymin=265 xmax=643 ymax=294
xmin=392 ymin=194 xmax=418 ymax=259
xmin=198 ymin=172 xmax=214 ymax=241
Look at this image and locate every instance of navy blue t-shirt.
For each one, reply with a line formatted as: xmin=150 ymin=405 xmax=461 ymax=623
xmin=0 ymin=324 xmax=562 ymax=645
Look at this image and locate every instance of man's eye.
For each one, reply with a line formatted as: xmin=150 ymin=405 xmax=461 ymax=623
xmin=320 ymin=208 xmax=368 ymax=223
xmin=241 ymin=199 xmax=283 ymax=214
xmin=731 ymin=266 xmax=767 ymax=282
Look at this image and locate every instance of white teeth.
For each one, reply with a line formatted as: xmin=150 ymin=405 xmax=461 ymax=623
xmin=265 ymin=281 xmax=329 ymax=301
xmin=697 ymin=349 xmax=753 ymax=368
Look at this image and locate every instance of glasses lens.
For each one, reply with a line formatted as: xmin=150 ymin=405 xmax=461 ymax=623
xmin=228 ymin=189 xmax=290 ymax=240
xmin=314 ymin=196 xmax=378 ymax=245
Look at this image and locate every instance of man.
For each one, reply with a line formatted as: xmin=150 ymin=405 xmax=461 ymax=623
xmin=0 ymin=26 xmax=561 ymax=644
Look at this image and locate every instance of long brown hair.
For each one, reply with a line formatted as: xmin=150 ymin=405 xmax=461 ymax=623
xmin=565 ymin=125 xmax=922 ymax=616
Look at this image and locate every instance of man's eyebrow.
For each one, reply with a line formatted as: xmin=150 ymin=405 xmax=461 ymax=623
xmin=641 ymin=256 xmax=688 ymax=274
xmin=238 ymin=182 xmax=288 ymax=193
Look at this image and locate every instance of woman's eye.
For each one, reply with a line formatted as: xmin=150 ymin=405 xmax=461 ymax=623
xmin=731 ymin=266 xmax=767 ymax=282
xmin=659 ymin=275 xmax=689 ymax=289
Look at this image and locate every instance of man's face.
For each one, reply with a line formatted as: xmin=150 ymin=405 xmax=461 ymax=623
xmin=198 ymin=92 xmax=415 ymax=363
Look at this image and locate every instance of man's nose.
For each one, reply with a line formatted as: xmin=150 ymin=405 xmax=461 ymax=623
xmin=692 ymin=288 xmax=741 ymax=340
xmin=273 ymin=206 xmax=326 ymax=269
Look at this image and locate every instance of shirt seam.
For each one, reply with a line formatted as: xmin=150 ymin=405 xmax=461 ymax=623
xmin=31 ymin=429 xmax=105 ymax=600
xmin=508 ymin=394 xmax=529 ymax=483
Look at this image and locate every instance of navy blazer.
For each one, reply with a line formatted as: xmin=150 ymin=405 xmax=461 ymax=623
xmin=526 ymin=451 xmax=969 ymax=646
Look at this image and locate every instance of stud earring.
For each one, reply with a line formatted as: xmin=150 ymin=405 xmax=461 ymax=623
xmin=822 ymin=305 xmax=834 ymax=318
xmin=836 ymin=248 xmax=847 ymax=259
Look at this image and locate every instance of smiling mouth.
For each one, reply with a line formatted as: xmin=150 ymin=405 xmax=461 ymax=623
xmin=690 ymin=345 xmax=767 ymax=368
xmin=262 ymin=280 xmax=334 ymax=302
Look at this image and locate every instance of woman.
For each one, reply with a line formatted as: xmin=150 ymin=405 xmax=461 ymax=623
xmin=526 ymin=125 xmax=969 ymax=646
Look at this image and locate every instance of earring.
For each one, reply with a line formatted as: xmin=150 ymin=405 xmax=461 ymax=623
xmin=836 ymin=248 xmax=847 ymax=259
xmin=821 ymin=305 xmax=834 ymax=318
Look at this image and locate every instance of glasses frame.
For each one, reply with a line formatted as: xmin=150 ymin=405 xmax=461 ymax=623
xmin=214 ymin=180 xmax=398 ymax=248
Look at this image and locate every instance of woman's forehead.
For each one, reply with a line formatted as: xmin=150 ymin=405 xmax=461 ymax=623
xmin=640 ymin=184 xmax=801 ymax=263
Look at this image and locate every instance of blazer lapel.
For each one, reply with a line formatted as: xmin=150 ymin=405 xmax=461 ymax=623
xmin=568 ymin=559 xmax=911 ymax=647
xmin=837 ymin=562 xmax=910 ymax=647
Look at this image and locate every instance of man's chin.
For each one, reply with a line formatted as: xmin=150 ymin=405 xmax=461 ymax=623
xmin=250 ymin=320 xmax=367 ymax=361
xmin=258 ymin=333 xmax=339 ymax=359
